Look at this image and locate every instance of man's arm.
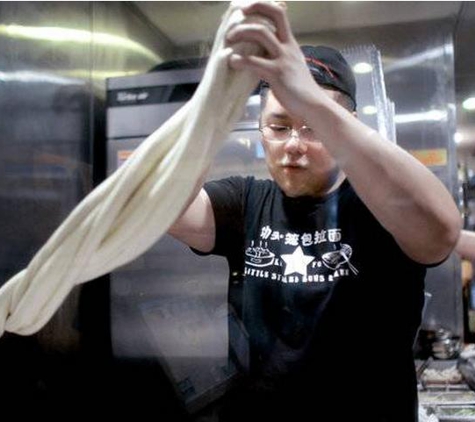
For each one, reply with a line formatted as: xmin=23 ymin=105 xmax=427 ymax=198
xmin=456 ymin=230 xmax=475 ymax=261
xmin=168 ymin=165 xmax=215 ymax=253
xmin=226 ymin=1 xmax=461 ymax=265
xmin=168 ymin=187 xmax=216 ymax=253
xmin=309 ymin=101 xmax=461 ymax=264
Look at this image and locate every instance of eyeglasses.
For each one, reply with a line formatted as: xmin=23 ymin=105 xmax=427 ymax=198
xmin=259 ymin=124 xmax=317 ymax=143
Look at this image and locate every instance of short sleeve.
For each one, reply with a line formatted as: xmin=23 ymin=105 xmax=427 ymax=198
xmin=197 ymin=176 xmax=247 ymax=258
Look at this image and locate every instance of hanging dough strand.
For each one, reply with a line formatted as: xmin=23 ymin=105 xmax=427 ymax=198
xmin=0 ymin=0 xmax=273 ymax=336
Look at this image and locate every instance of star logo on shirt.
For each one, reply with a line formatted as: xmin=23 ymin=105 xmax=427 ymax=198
xmin=281 ymin=246 xmax=315 ymax=277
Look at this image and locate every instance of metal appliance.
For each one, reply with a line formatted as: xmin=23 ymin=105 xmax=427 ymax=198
xmin=106 ymin=64 xmax=263 ymax=413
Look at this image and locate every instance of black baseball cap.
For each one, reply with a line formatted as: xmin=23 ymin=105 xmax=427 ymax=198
xmin=301 ymin=45 xmax=356 ymax=110
xmin=260 ymin=45 xmax=357 ymax=111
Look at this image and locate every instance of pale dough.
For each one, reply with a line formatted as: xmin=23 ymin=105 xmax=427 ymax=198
xmin=0 ymin=0 xmax=267 ymax=336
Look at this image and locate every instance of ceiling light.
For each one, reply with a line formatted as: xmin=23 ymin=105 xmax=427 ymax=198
xmin=454 ymin=132 xmax=463 ymax=144
xmin=353 ymin=62 xmax=373 ymax=74
xmin=462 ymin=97 xmax=475 ymax=111
xmin=362 ymin=105 xmax=377 ymax=115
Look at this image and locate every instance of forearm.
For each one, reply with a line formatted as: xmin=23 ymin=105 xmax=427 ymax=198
xmin=306 ymin=96 xmax=461 ymax=264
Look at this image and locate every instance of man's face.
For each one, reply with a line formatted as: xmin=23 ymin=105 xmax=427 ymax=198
xmin=260 ymin=90 xmax=346 ymax=198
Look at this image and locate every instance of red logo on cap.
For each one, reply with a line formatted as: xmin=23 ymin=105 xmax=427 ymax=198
xmin=305 ymin=57 xmax=335 ymax=79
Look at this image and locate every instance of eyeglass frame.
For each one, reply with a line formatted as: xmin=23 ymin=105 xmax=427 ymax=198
xmin=259 ymin=123 xmax=318 ymax=144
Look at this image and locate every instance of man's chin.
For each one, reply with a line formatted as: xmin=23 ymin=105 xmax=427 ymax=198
xmin=273 ymin=168 xmax=345 ymax=198
xmin=280 ymin=182 xmax=309 ymax=198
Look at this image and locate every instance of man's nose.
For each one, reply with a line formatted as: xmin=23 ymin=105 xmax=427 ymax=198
xmin=284 ymin=133 xmax=308 ymax=154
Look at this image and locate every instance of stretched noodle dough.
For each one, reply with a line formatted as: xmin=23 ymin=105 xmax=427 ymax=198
xmin=0 ymin=0 xmax=267 ymax=336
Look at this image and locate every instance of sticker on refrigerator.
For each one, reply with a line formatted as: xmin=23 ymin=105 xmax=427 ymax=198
xmin=117 ymin=150 xmax=134 ymax=168
xmin=408 ymin=148 xmax=447 ymax=167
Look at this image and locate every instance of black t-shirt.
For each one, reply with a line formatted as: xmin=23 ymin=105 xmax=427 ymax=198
xmin=201 ymin=176 xmax=426 ymax=422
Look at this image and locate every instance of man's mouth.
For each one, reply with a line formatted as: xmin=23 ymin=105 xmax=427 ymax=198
xmin=281 ymin=161 xmax=307 ymax=170
xmin=281 ymin=156 xmax=308 ymax=169
xmin=281 ymin=165 xmax=307 ymax=175
xmin=280 ymin=155 xmax=309 ymax=171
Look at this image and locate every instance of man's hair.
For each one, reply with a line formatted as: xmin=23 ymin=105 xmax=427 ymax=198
xmin=259 ymin=85 xmax=270 ymax=111
xmin=323 ymin=87 xmax=356 ymax=112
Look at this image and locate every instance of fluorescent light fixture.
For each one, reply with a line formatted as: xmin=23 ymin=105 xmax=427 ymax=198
xmin=353 ymin=62 xmax=373 ymax=74
xmin=462 ymin=97 xmax=475 ymax=111
xmin=362 ymin=105 xmax=377 ymax=115
xmin=0 ymin=70 xmax=82 ymax=85
xmin=0 ymin=69 xmax=141 ymax=84
xmin=66 ymin=69 xmax=141 ymax=80
xmin=0 ymin=24 xmax=161 ymax=63
xmin=395 ymin=109 xmax=447 ymax=124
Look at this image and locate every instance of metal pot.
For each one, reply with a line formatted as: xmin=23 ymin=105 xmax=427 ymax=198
xmin=432 ymin=336 xmax=462 ymax=360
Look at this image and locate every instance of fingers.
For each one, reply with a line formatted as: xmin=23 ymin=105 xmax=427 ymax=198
xmin=241 ymin=1 xmax=292 ymax=43
xmin=226 ymin=1 xmax=299 ymax=86
xmin=227 ymin=22 xmax=280 ymax=58
xmin=228 ymin=53 xmax=276 ymax=81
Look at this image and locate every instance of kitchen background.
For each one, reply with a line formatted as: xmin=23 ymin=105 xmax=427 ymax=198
xmin=0 ymin=0 xmax=474 ymax=416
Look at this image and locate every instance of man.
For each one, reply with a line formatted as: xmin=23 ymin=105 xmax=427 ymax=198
xmin=169 ymin=2 xmax=460 ymax=421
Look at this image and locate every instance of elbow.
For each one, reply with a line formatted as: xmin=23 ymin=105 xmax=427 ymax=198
xmin=429 ymin=210 xmax=462 ymax=264
xmin=405 ymin=207 xmax=462 ymax=265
